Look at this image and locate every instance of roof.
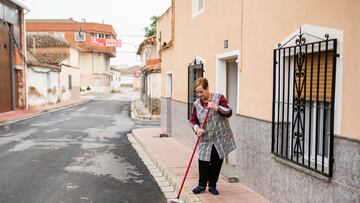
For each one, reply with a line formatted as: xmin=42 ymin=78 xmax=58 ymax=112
xmin=26 ymin=19 xmax=117 ymax=38
xmin=32 ymin=52 xmax=70 ymax=64
xmin=26 ymin=34 xmax=70 ymax=48
xmin=144 ymin=59 xmax=161 ymax=72
xmin=136 ymin=36 xmax=156 ymax=55
xmin=9 ymin=0 xmax=30 ymax=11
xmin=118 ymin=65 xmax=141 ymax=74
xmin=111 ymin=64 xmax=130 ymax=71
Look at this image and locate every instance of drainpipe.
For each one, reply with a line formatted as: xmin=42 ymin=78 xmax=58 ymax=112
xmin=24 ymin=9 xmax=30 ymax=110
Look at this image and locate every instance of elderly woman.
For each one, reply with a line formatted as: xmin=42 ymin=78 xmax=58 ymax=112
xmin=190 ymin=77 xmax=236 ymax=195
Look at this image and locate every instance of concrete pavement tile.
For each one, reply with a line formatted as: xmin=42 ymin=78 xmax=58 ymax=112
xmin=132 ymin=128 xmax=270 ymax=203
xmin=160 ymin=186 xmax=175 ymax=193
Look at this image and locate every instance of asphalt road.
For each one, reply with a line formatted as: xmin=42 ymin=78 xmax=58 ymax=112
xmin=0 ymin=95 xmax=166 ymax=203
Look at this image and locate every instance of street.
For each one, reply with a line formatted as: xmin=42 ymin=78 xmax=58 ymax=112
xmin=0 ymin=94 xmax=166 ymax=203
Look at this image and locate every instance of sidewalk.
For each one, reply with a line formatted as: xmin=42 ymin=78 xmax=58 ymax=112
xmin=0 ymin=98 xmax=89 ymax=125
xmin=130 ymin=128 xmax=270 ymax=203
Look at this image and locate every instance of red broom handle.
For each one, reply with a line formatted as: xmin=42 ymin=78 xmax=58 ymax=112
xmin=176 ymin=108 xmax=211 ymax=199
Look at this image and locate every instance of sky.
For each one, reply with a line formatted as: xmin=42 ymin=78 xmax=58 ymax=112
xmin=23 ymin=0 xmax=171 ymax=66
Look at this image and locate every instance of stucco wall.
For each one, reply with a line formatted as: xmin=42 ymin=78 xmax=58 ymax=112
xmin=147 ymin=73 xmax=161 ymax=99
xmin=60 ymin=65 xmax=80 ymax=101
xmin=79 ymin=52 xmax=110 ymax=93
xmin=27 ymin=67 xmax=60 ymax=107
xmin=159 ymin=0 xmax=360 ymax=140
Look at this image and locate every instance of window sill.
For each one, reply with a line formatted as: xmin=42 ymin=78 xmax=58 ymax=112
xmin=272 ymin=155 xmax=331 ymax=182
xmin=192 ymin=8 xmax=204 ymax=18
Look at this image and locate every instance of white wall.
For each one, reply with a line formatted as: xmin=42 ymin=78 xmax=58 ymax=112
xmin=147 ymin=73 xmax=161 ymax=99
xmin=27 ymin=67 xmax=60 ymax=107
xmin=111 ymin=70 xmax=122 ymax=91
xmin=120 ymin=74 xmax=134 ymax=85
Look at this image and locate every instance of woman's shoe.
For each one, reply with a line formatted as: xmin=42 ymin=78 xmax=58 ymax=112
xmin=208 ymin=187 xmax=219 ymax=195
xmin=192 ymin=186 xmax=206 ymax=194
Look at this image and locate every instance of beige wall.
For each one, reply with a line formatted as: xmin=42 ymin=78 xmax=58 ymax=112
xmin=79 ymin=52 xmax=111 ymax=92
xmin=80 ymin=52 xmax=110 ymax=75
xmin=69 ymin=47 xmax=79 ymax=68
xmin=159 ymin=0 xmax=360 ymax=140
xmin=241 ymin=0 xmax=360 ymax=139
xmin=157 ymin=7 xmax=172 ymax=55
xmin=159 ymin=0 xmax=242 ymax=101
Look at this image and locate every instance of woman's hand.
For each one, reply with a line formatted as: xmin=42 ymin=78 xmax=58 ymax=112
xmin=207 ymin=102 xmax=218 ymax=111
xmin=196 ymin=128 xmax=205 ymax=138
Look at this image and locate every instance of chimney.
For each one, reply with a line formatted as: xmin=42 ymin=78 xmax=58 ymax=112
xmin=81 ymin=18 xmax=86 ymax=23
xmin=69 ymin=17 xmax=73 ymax=21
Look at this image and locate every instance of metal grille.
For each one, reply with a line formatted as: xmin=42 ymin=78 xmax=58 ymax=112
xmin=188 ymin=59 xmax=204 ymax=120
xmin=272 ymin=31 xmax=337 ymax=177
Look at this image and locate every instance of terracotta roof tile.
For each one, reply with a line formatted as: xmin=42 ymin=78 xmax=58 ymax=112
xmin=33 ymin=52 xmax=69 ymax=64
xmin=26 ymin=34 xmax=70 ymax=48
xmin=145 ymin=59 xmax=161 ymax=72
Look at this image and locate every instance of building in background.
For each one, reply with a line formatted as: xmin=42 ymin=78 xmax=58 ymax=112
xmin=26 ymin=34 xmax=80 ymax=107
xmin=158 ymin=0 xmax=359 ymax=202
xmin=137 ymin=36 xmax=161 ymax=115
xmin=0 ymin=0 xmax=29 ymax=113
xmin=110 ymin=65 xmax=122 ymax=92
xmin=26 ymin=18 xmax=117 ymax=93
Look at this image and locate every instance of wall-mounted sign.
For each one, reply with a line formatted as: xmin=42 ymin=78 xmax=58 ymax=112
xmin=224 ymin=39 xmax=228 ymax=49
xmin=91 ymin=37 xmax=122 ymax=47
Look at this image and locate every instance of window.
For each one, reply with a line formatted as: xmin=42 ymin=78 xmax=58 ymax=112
xmin=54 ymin=32 xmax=65 ymax=40
xmin=272 ymin=34 xmax=337 ymax=177
xmin=68 ymin=75 xmax=72 ymax=90
xmin=92 ymin=33 xmax=105 ymax=39
xmin=192 ymin=0 xmax=204 ymax=17
xmin=188 ymin=59 xmax=204 ymax=119
xmin=75 ymin=31 xmax=86 ymax=41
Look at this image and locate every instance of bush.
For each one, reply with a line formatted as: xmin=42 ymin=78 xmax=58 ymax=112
xmin=80 ymin=87 xmax=83 ymax=92
xmin=86 ymin=86 xmax=91 ymax=91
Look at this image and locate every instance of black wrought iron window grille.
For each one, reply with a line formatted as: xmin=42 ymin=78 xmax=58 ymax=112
xmin=271 ymin=30 xmax=338 ymax=177
xmin=187 ymin=58 xmax=204 ymax=120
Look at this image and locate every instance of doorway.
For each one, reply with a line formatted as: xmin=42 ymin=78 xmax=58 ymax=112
xmin=0 ymin=23 xmax=12 ymax=112
xmin=216 ymin=50 xmax=239 ymax=166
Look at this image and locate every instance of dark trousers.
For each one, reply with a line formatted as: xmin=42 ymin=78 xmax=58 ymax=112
xmin=198 ymin=145 xmax=224 ymax=188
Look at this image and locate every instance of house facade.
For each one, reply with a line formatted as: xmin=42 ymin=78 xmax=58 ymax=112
xmin=26 ymin=19 xmax=117 ymax=94
xmin=158 ymin=0 xmax=359 ymax=202
xmin=26 ymin=34 xmax=80 ymax=107
xmin=110 ymin=66 xmax=122 ymax=92
xmin=137 ymin=36 xmax=161 ymax=115
xmin=0 ymin=0 xmax=29 ymax=113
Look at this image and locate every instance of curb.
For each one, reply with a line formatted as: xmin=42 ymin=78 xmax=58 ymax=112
xmin=130 ymin=100 xmax=160 ymax=121
xmin=0 ymin=99 xmax=90 ymax=127
xmin=129 ymin=132 xmax=201 ymax=203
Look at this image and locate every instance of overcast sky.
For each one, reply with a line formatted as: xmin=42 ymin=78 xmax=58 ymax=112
xmin=23 ymin=0 xmax=171 ymax=66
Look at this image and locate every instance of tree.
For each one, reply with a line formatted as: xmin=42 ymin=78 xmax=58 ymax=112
xmin=144 ymin=16 xmax=158 ymax=37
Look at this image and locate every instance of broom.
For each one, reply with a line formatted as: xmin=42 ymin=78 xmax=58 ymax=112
xmin=169 ymin=108 xmax=211 ymax=203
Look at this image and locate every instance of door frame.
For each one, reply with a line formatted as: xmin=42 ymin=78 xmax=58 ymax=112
xmin=216 ymin=50 xmax=240 ymax=114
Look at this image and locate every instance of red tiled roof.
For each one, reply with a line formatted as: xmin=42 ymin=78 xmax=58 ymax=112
xmin=26 ymin=34 xmax=70 ymax=48
xmin=145 ymin=59 xmax=161 ymax=72
xmin=32 ymin=52 xmax=69 ymax=64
